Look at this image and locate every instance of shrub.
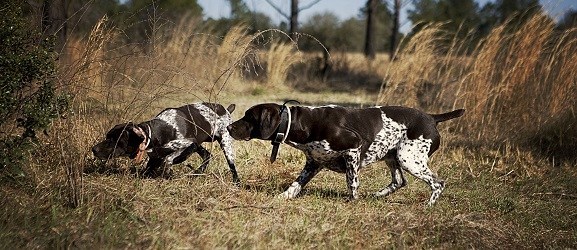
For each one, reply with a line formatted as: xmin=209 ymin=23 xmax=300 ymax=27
xmin=0 ymin=1 xmax=69 ymax=175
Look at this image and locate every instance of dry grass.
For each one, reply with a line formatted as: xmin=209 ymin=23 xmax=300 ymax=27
xmin=2 ymin=12 xmax=577 ymax=249
xmin=376 ymin=13 xmax=577 ymax=161
xmin=265 ymin=41 xmax=303 ymax=86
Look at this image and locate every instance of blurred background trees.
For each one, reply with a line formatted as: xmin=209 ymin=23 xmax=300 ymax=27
xmin=23 ymin=0 xmax=577 ymax=55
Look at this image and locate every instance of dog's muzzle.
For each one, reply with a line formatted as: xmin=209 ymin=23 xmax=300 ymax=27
xmin=91 ymin=141 xmax=121 ymax=159
xmin=227 ymin=123 xmax=250 ymax=141
xmin=91 ymin=144 xmax=108 ymax=159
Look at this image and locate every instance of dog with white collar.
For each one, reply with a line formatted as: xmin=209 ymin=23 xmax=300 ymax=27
xmin=227 ymin=102 xmax=464 ymax=205
xmin=92 ymin=102 xmax=239 ymax=183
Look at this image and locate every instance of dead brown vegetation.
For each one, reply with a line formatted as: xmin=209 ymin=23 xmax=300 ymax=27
xmin=1 ymin=12 xmax=577 ymax=249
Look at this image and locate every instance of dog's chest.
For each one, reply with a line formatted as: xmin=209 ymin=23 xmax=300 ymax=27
xmin=290 ymin=140 xmax=341 ymax=161
xmin=288 ymin=140 xmax=347 ymax=171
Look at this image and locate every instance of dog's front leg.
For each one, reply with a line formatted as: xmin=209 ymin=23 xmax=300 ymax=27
xmin=279 ymin=158 xmax=321 ymax=199
xmin=142 ymin=157 xmax=164 ymax=178
xmin=344 ymin=148 xmax=361 ymax=200
xmin=217 ymin=132 xmax=240 ymax=185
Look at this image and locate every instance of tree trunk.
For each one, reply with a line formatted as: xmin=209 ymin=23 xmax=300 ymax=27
xmin=290 ymin=0 xmax=298 ymax=40
xmin=41 ymin=0 xmax=52 ymax=34
xmin=390 ymin=0 xmax=400 ymax=61
xmin=364 ymin=0 xmax=376 ymax=60
xmin=42 ymin=0 xmax=67 ymax=51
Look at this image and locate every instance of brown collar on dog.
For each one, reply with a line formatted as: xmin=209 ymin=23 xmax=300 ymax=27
xmin=133 ymin=124 xmax=152 ymax=164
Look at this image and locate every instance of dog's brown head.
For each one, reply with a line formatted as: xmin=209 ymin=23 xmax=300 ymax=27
xmin=227 ymin=103 xmax=282 ymax=141
xmin=92 ymin=122 xmax=146 ymax=160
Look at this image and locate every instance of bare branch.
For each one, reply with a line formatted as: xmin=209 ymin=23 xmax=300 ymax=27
xmin=401 ymin=0 xmax=411 ymax=8
xmin=264 ymin=0 xmax=291 ymax=20
xmin=386 ymin=0 xmax=411 ymax=13
xmin=299 ymin=0 xmax=322 ymax=11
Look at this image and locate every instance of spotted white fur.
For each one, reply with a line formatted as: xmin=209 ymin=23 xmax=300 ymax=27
xmin=283 ymin=109 xmax=445 ymax=205
xmin=396 ymin=135 xmax=443 ymax=206
xmin=361 ymin=113 xmax=407 ymax=167
xmin=193 ymin=103 xmax=237 ymax=168
xmin=303 ymin=104 xmax=339 ymax=110
xmin=156 ymin=109 xmax=183 ymax=139
xmin=289 ymin=140 xmax=340 ymax=163
xmin=164 ymin=139 xmax=196 ymax=164
xmin=152 ymin=103 xmax=237 ymax=181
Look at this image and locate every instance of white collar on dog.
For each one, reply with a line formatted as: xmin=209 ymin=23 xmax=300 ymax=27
xmin=133 ymin=124 xmax=152 ymax=164
xmin=276 ymin=107 xmax=291 ymax=143
xmin=270 ymin=100 xmax=300 ymax=163
xmin=143 ymin=124 xmax=152 ymax=149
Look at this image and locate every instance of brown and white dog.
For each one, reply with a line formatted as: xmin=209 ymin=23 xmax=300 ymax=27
xmin=227 ymin=103 xmax=464 ymax=205
xmin=92 ymin=102 xmax=239 ymax=183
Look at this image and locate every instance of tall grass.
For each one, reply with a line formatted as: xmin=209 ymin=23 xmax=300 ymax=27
xmin=2 ymin=9 xmax=577 ymax=249
xmin=27 ymin=14 xmax=305 ymax=208
xmin=376 ymin=13 xmax=577 ymax=160
xmin=48 ymin=12 xmax=576 ymax=209
xmin=265 ymin=41 xmax=303 ymax=86
xmin=462 ymin=13 xmax=559 ymax=138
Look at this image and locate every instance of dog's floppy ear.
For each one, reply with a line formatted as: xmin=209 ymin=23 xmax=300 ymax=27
xmin=227 ymin=104 xmax=236 ymax=114
xmin=131 ymin=126 xmax=146 ymax=139
xmin=258 ymin=107 xmax=280 ymax=140
xmin=127 ymin=124 xmax=146 ymax=145
xmin=126 ymin=124 xmax=146 ymax=159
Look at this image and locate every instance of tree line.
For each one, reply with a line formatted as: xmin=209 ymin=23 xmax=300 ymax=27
xmin=33 ymin=0 xmax=577 ymax=56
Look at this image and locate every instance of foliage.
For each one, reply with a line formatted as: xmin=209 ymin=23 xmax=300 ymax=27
xmin=299 ymin=12 xmax=341 ymax=50
xmin=228 ymin=0 xmax=251 ymax=20
xmin=359 ymin=0 xmax=394 ymax=52
xmin=1 ymin=2 xmax=577 ymax=248
xmin=0 ymin=1 xmax=68 ymax=173
xmin=478 ymin=0 xmax=542 ymax=33
xmin=408 ymin=0 xmax=545 ymax=51
xmin=408 ymin=0 xmax=481 ymax=46
xmin=493 ymin=0 xmax=541 ymax=23
xmin=299 ymin=4 xmax=391 ymax=53
xmin=64 ymin=0 xmax=128 ymax=34
xmin=124 ymin=0 xmax=203 ymax=20
xmin=557 ymin=9 xmax=577 ymax=30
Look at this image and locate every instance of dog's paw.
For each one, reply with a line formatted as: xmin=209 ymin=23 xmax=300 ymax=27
xmin=232 ymin=177 xmax=241 ymax=187
xmin=160 ymin=168 xmax=174 ymax=179
xmin=277 ymin=191 xmax=292 ymax=200
xmin=277 ymin=182 xmax=302 ymax=199
xmin=141 ymin=167 xmax=173 ymax=179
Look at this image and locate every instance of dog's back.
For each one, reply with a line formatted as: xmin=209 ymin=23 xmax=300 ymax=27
xmin=154 ymin=103 xmax=234 ymax=143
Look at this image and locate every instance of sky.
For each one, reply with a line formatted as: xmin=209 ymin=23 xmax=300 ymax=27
xmin=197 ymin=0 xmax=576 ymax=34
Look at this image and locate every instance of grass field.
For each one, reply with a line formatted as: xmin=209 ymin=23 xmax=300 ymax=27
xmin=1 ymin=15 xmax=577 ymax=248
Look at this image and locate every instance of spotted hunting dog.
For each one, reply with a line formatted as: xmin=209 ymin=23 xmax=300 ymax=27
xmin=227 ymin=103 xmax=464 ymax=205
xmin=92 ymin=102 xmax=239 ymax=183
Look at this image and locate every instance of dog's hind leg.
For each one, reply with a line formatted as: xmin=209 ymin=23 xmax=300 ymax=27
xmin=375 ymin=153 xmax=407 ymax=197
xmin=194 ymin=145 xmax=212 ymax=173
xmin=173 ymin=144 xmax=198 ymax=165
xmin=397 ymin=136 xmax=444 ymax=206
